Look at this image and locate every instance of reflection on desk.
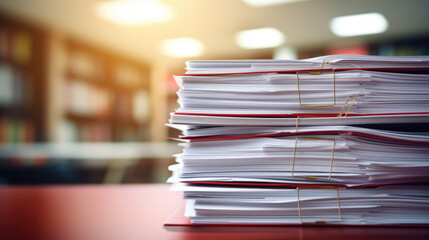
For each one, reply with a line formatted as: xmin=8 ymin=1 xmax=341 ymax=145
xmin=0 ymin=184 xmax=428 ymax=240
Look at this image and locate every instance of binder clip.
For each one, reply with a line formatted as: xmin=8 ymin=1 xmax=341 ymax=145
xmin=296 ymin=187 xmax=342 ymax=223
xmin=296 ymin=59 xmax=336 ymax=108
xmin=292 ymin=137 xmax=336 ymax=180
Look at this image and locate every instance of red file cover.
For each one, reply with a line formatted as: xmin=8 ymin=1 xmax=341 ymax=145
xmin=176 ymin=66 xmax=429 ymax=77
xmin=171 ymin=112 xmax=429 ymax=129
xmin=164 ymin=202 xmax=429 ymax=227
xmin=173 ymin=112 xmax=429 ymax=118
xmin=180 ymin=180 xmax=429 ymax=189
xmin=175 ymin=129 xmax=429 ymax=144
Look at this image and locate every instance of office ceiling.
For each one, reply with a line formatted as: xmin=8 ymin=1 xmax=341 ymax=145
xmin=1 ymin=0 xmax=429 ymax=67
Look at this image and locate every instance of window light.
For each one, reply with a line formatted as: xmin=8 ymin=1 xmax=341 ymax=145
xmin=242 ymin=0 xmax=307 ymax=7
xmin=161 ymin=38 xmax=204 ymax=58
xmin=330 ymin=13 xmax=388 ymax=37
xmin=236 ymin=28 xmax=285 ymax=49
xmin=95 ymin=0 xmax=172 ymax=25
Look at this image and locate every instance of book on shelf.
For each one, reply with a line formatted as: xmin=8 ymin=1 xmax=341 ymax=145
xmin=58 ymin=120 xmax=111 ymax=142
xmin=0 ymin=118 xmax=34 ymax=143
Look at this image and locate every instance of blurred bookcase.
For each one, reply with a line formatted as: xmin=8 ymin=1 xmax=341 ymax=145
xmin=58 ymin=38 xmax=151 ymax=142
xmin=0 ymin=13 xmax=47 ymax=143
xmin=0 ymin=12 xmax=171 ymax=184
xmin=165 ymin=73 xmax=181 ymax=139
xmin=4 ymin=13 xmax=147 ymax=145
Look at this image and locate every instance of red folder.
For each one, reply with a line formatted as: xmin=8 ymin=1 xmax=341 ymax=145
xmin=180 ymin=180 xmax=429 ymax=189
xmin=164 ymin=202 xmax=429 ymax=227
xmin=176 ymin=66 xmax=429 ymax=77
xmin=173 ymin=112 xmax=429 ymax=118
xmin=174 ymin=129 xmax=429 ymax=144
xmin=171 ymin=112 xmax=429 ymax=129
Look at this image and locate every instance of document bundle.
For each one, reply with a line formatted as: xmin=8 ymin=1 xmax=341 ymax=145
xmin=166 ymin=55 xmax=429 ymax=226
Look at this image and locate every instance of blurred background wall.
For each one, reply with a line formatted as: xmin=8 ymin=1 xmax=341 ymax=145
xmin=0 ymin=0 xmax=428 ymax=184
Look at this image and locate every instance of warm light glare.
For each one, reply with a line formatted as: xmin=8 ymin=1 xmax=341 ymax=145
xmin=330 ymin=13 xmax=388 ymax=37
xmin=274 ymin=46 xmax=297 ymax=60
xmin=236 ymin=28 xmax=285 ymax=49
xmin=242 ymin=0 xmax=306 ymax=7
xmin=95 ymin=0 xmax=172 ymax=25
xmin=161 ymin=38 xmax=204 ymax=57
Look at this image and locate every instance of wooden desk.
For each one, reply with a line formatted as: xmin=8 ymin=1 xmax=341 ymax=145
xmin=0 ymin=184 xmax=427 ymax=240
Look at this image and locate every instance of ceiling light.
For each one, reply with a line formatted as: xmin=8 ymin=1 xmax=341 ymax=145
xmin=330 ymin=13 xmax=388 ymax=37
xmin=242 ymin=0 xmax=306 ymax=7
xmin=236 ymin=28 xmax=285 ymax=49
xmin=161 ymin=38 xmax=204 ymax=58
xmin=95 ymin=0 xmax=172 ymax=25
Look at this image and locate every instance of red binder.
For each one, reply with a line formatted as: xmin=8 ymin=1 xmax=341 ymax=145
xmin=174 ymin=128 xmax=429 ymax=144
xmin=164 ymin=201 xmax=429 ymax=227
xmin=177 ymin=66 xmax=429 ymax=77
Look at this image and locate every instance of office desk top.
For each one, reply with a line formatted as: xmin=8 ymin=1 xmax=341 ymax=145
xmin=0 ymin=184 xmax=428 ymax=240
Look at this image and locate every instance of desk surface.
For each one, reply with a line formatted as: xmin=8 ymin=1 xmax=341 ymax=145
xmin=0 ymin=184 xmax=428 ymax=240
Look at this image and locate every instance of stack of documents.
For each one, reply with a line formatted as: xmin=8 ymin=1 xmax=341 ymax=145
xmin=174 ymin=70 xmax=429 ymax=115
xmin=166 ymin=55 xmax=429 ymax=226
xmin=168 ymin=128 xmax=429 ymax=187
xmin=173 ymin=184 xmax=429 ymax=225
xmin=185 ymin=55 xmax=429 ymax=74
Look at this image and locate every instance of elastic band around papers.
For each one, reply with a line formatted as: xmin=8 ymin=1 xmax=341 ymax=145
xmin=296 ymin=187 xmax=342 ymax=224
xmin=338 ymin=96 xmax=356 ymax=117
xmin=292 ymin=137 xmax=336 ymax=180
xmin=296 ymin=59 xmax=336 ymax=108
xmin=295 ymin=117 xmax=299 ymax=132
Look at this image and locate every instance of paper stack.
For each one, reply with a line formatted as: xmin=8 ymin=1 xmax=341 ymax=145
xmin=166 ymin=55 xmax=429 ymax=226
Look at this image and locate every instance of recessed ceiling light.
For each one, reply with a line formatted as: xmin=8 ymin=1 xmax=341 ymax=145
xmin=242 ymin=0 xmax=307 ymax=7
xmin=95 ymin=0 xmax=172 ymax=25
xmin=235 ymin=28 xmax=285 ymax=49
xmin=330 ymin=13 xmax=388 ymax=37
xmin=161 ymin=38 xmax=204 ymax=58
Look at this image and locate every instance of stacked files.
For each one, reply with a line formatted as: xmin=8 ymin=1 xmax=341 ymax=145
xmin=185 ymin=55 xmax=429 ymax=74
xmin=171 ymin=55 xmax=429 ymax=126
xmin=171 ymin=184 xmax=429 ymax=225
xmin=168 ymin=127 xmax=429 ymax=187
xmin=174 ymin=70 xmax=429 ymax=116
xmin=166 ymin=55 xmax=429 ymax=226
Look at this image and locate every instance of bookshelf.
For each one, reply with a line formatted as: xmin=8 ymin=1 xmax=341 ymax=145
xmin=0 ymin=13 xmax=47 ymax=143
xmin=165 ymin=73 xmax=181 ymax=139
xmin=0 ymin=12 xmax=159 ymax=183
xmin=57 ymin=38 xmax=151 ymax=142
